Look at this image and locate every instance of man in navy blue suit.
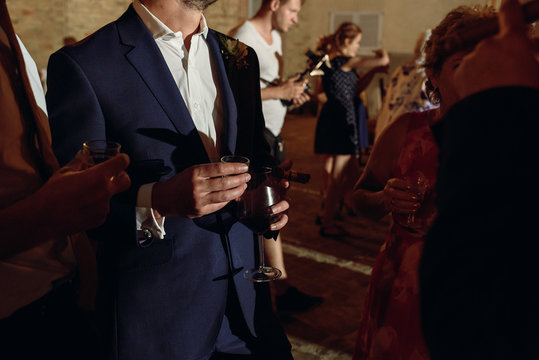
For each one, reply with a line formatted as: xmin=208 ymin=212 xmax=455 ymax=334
xmin=46 ymin=0 xmax=293 ymax=359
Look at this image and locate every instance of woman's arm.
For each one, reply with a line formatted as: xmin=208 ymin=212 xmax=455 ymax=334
xmin=356 ymin=65 xmax=390 ymax=94
xmin=344 ymin=49 xmax=390 ymax=72
xmin=351 ymin=114 xmax=409 ymax=220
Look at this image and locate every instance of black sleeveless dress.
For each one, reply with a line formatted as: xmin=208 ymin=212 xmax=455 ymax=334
xmin=314 ymin=56 xmax=368 ymax=155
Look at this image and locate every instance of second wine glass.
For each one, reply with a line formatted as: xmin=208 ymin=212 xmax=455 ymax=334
xmin=237 ymin=167 xmax=282 ymax=282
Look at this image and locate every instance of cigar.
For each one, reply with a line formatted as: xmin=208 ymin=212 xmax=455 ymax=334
xmin=443 ymin=0 xmax=539 ymax=53
xmin=271 ymin=167 xmax=311 ymax=184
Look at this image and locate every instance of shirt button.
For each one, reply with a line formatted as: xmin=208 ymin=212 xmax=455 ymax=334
xmin=193 ymin=103 xmax=199 ymax=110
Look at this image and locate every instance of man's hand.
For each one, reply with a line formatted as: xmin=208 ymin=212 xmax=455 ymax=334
xmin=267 ymin=159 xmax=292 ymax=231
xmin=454 ymin=0 xmax=539 ymax=99
xmin=268 ymin=200 xmax=289 ymax=231
xmin=152 ymin=162 xmax=251 ymax=218
xmin=373 ymin=49 xmax=390 ymax=66
xmin=37 ymin=152 xmax=131 ymax=236
xmin=280 ymin=74 xmax=309 ymax=102
xmin=0 ymin=153 xmax=130 ymax=258
xmin=383 ymin=177 xmax=421 ymax=215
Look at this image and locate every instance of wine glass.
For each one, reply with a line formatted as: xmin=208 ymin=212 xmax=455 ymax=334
xmin=394 ymin=170 xmax=429 ymax=230
xmin=237 ymin=167 xmax=282 ymax=282
xmin=82 ymin=140 xmax=121 ymax=166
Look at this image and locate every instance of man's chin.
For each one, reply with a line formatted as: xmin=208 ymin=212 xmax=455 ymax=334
xmin=181 ymin=0 xmax=217 ymax=10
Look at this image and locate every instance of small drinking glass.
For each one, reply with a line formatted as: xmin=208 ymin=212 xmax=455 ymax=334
xmin=217 ymin=155 xmax=251 ymax=277
xmin=82 ymin=140 xmax=121 ymax=166
xmin=394 ymin=170 xmax=429 ymax=230
xmin=220 ymin=155 xmax=250 ymax=168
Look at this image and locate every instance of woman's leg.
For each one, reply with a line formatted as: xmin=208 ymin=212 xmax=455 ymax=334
xmin=342 ymin=154 xmax=363 ymax=212
xmin=321 ymin=155 xmax=333 ymax=204
xmin=316 ymin=156 xmax=333 ymax=223
xmin=321 ymin=154 xmax=351 ymax=235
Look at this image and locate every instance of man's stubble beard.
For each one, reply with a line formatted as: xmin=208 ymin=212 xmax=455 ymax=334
xmin=179 ymin=0 xmax=217 ymax=10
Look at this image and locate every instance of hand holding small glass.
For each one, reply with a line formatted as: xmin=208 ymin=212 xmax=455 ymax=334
xmin=403 ymin=171 xmax=428 ymax=226
xmin=151 ymin=160 xmax=251 ymax=219
xmin=384 ymin=171 xmax=428 ymax=230
xmin=82 ymin=140 xmax=122 ymax=166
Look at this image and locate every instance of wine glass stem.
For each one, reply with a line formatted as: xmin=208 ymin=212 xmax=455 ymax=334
xmin=258 ymin=233 xmax=265 ymax=273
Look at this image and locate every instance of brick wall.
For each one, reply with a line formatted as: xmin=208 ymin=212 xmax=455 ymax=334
xmin=7 ymin=0 xmax=494 ymax=115
xmin=6 ymin=0 xmax=248 ymax=71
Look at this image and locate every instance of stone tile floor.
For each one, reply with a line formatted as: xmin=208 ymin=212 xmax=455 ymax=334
xmin=274 ymin=113 xmax=390 ymax=359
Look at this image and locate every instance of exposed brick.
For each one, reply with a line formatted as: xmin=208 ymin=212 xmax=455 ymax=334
xmin=7 ymin=0 xmax=492 ymax=115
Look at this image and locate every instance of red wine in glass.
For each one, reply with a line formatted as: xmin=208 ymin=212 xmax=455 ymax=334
xmin=240 ymin=212 xmax=281 ymax=234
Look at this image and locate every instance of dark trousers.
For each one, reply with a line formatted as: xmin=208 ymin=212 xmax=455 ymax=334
xmin=211 ymin=280 xmax=293 ymax=360
xmin=0 ymin=282 xmax=100 ymax=360
xmin=263 ymin=128 xmax=285 ymax=165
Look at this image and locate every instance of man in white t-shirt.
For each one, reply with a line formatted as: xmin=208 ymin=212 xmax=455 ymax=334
xmin=233 ymin=0 xmax=309 ymax=163
xmin=232 ymin=0 xmax=322 ymax=314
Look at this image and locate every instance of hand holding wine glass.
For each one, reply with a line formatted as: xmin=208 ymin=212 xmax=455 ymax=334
xmin=384 ymin=170 xmax=429 ymax=230
xmin=403 ymin=171 xmax=428 ymax=227
xmin=237 ymin=167 xmax=289 ymax=282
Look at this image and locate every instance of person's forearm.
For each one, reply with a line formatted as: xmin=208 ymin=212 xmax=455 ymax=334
xmin=151 ymin=181 xmax=173 ymax=218
xmin=0 ymin=193 xmax=53 ymax=259
xmin=356 ymin=57 xmax=388 ymax=69
xmin=264 ymin=234 xmax=287 ymax=279
xmin=261 ymin=86 xmax=283 ymax=101
xmin=351 ymin=188 xmax=388 ymax=221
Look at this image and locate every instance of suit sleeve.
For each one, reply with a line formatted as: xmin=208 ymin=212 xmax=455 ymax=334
xmin=237 ymin=47 xmax=275 ymax=167
xmin=46 ymin=50 xmax=107 ymax=166
xmin=46 ymin=49 xmax=140 ymax=246
xmin=419 ymin=87 xmax=539 ymax=360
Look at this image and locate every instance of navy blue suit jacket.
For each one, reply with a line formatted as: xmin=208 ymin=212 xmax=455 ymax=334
xmin=46 ymin=6 xmax=284 ymax=360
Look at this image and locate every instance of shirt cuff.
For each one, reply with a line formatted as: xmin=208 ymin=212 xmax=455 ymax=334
xmin=136 ymin=183 xmax=166 ymax=240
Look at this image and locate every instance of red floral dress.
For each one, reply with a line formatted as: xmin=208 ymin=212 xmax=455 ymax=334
xmin=354 ymin=110 xmax=438 ymax=360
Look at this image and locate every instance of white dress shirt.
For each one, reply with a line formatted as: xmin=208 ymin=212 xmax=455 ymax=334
xmin=134 ymin=0 xmax=223 ymax=161
xmin=133 ymin=0 xmax=224 ymax=239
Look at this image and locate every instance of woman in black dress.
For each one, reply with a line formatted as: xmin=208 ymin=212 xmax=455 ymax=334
xmin=314 ymin=22 xmax=389 ymax=236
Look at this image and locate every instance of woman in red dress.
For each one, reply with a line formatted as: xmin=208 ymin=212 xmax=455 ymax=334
xmin=352 ymin=6 xmax=497 ymax=359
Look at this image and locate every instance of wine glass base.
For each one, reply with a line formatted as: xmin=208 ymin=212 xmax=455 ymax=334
xmin=243 ymin=267 xmax=282 ymax=283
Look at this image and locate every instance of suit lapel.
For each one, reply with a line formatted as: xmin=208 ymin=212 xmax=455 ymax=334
xmin=116 ymin=6 xmax=197 ymax=139
xmin=207 ymin=29 xmax=237 ymax=156
xmin=116 ymin=7 xmax=239 ymax=161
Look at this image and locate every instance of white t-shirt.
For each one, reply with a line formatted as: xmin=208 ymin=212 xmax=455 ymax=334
xmin=234 ymin=21 xmax=287 ymax=137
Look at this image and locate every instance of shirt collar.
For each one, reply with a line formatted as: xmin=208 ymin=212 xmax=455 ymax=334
xmin=133 ymin=0 xmax=209 ymax=40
